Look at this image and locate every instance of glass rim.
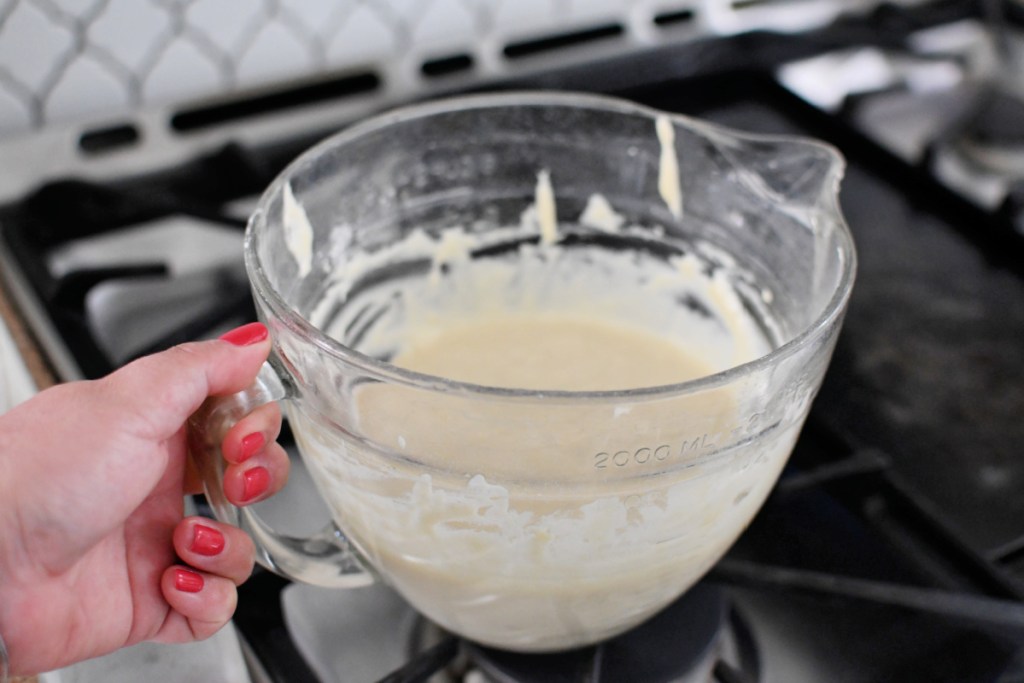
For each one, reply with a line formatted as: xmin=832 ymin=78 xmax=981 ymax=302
xmin=245 ymin=90 xmax=857 ymax=402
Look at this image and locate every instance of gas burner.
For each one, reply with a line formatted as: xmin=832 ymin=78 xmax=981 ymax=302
xmin=776 ymin=16 xmax=1024 ymax=234
xmin=929 ymin=84 xmax=1024 ymax=231
xmin=400 ymin=584 xmax=759 ymax=683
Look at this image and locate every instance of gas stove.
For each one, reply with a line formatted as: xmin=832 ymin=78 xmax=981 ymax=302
xmin=2 ymin=2 xmax=1024 ymax=682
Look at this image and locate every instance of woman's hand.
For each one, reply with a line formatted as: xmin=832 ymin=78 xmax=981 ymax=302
xmin=0 ymin=323 xmax=290 ymax=676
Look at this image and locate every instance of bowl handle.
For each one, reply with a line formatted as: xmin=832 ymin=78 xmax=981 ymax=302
xmin=187 ymin=359 xmax=375 ymax=588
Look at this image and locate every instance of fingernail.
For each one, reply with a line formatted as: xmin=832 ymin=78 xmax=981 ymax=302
xmin=242 ymin=466 xmax=270 ymax=502
xmin=174 ymin=568 xmax=204 ymax=593
xmin=219 ymin=322 xmax=268 ymax=347
xmin=190 ymin=524 xmax=225 ymax=556
xmin=239 ymin=432 xmax=265 ymax=463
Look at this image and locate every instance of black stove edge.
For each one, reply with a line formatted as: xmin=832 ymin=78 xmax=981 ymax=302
xmin=234 ymin=571 xmax=322 ymax=683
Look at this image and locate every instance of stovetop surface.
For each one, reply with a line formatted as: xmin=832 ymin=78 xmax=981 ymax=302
xmin=3 ymin=8 xmax=1024 ymax=680
xmin=625 ymin=71 xmax=1024 ymax=565
xmin=199 ymin=71 xmax=1024 ymax=682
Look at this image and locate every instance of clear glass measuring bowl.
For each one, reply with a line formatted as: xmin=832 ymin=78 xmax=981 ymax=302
xmin=190 ymin=91 xmax=855 ymax=652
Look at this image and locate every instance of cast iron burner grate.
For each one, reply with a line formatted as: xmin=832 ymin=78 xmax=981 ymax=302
xmin=0 ymin=141 xmax=313 ymax=379
xmin=371 ymin=583 xmax=760 ymax=683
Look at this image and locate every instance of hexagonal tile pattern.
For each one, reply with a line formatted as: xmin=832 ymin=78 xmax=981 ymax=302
xmin=325 ymin=4 xmax=398 ymax=69
xmin=235 ymin=20 xmax=314 ymax=88
xmin=186 ymin=0 xmax=269 ymax=58
xmin=141 ymin=34 xmax=221 ymax=105
xmin=88 ymin=0 xmax=170 ymax=72
xmin=0 ymin=0 xmax=659 ymax=136
xmin=0 ymin=1 xmax=74 ymax=91
xmin=45 ymin=53 xmax=130 ymax=123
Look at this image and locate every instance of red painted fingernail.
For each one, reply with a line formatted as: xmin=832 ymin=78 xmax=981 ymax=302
xmin=242 ymin=466 xmax=270 ymax=502
xmin=219 ymin=322 xmax=268 ymax=347
xmin=190 ymin=524 xmax=225 ymax=556
xmin=174 ymin=568 xmax=204 ymax=593
xmin=238 ymin=432 xmax=265 ymax=463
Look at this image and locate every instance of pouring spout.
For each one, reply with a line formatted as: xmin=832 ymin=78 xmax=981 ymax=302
xmin=722 ymin=130 xmax=846 ymax=220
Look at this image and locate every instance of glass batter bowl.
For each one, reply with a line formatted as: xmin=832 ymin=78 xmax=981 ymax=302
xmin=190 ymin=92 xmax=855 ymax=652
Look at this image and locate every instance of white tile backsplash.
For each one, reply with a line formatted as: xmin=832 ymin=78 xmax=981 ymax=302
xmin=0 ymin=0 xmax=645 ymax=137
xmin=325 ymin=4 xmax=399 ymax=69
xmin=142 ymin=35 xmax=221 ymax=104
xmin=0 ymin=2 xmax=74 ymax=91
xmin=46 ymin=55 xmax=129 ymax=123
xmin=0 ymin=0 xmax=890 ymax=143
xmin=0 ymin=80 xmax=30 ymax=128
xmin=89 ymin=0 xmax=170 ymax=72
xmin=235 ymin=21 xmax=314 ymax=88
xmin=276 ymin=0 xmax=339 ymax=38
xmin=186 ymin=0 xmax=268 ymax=58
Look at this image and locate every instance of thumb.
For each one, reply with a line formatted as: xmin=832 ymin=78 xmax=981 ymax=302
xmin=105 ymin=323 xmax=272 ymax=441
